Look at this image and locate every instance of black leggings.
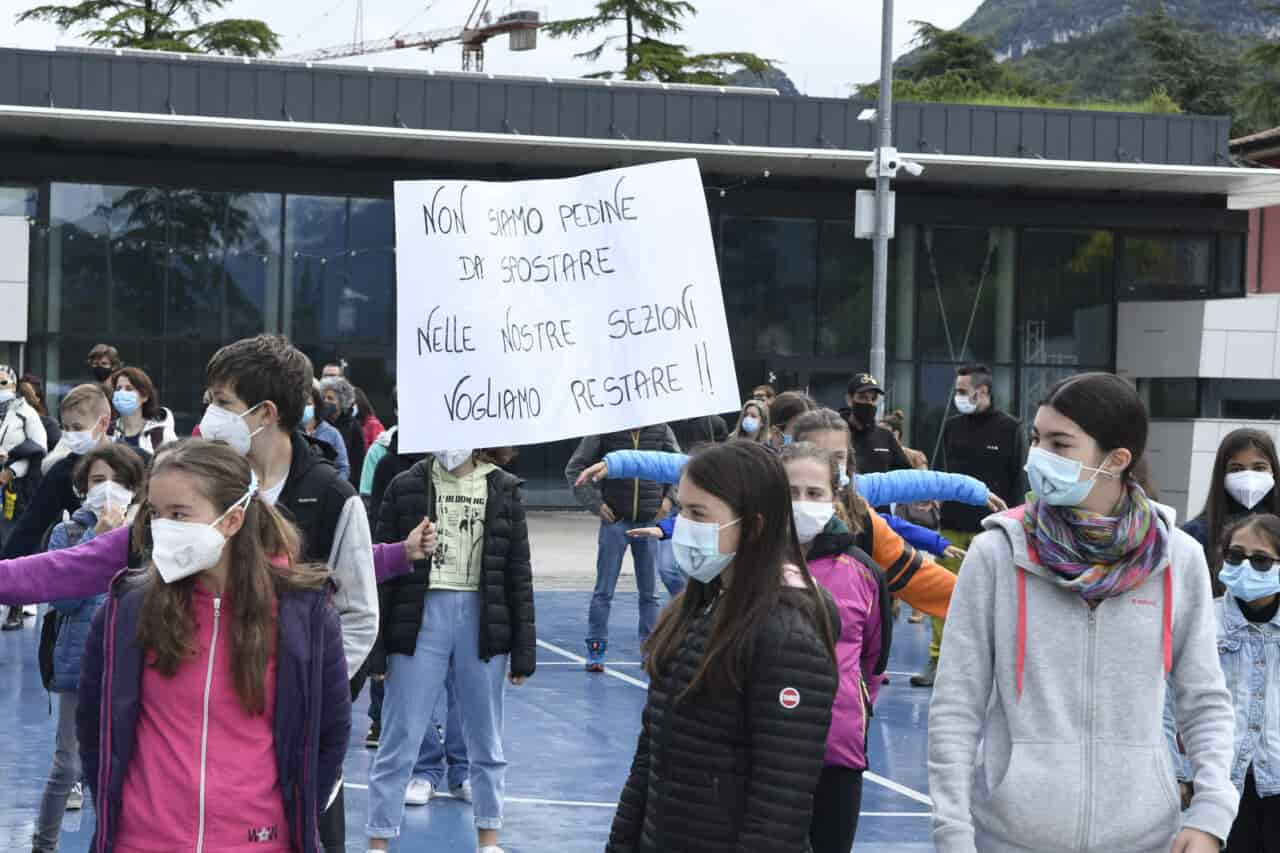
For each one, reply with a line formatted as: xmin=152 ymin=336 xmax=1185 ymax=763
xmin=809 ymin=766 xmax=864 ymax=853
xmin=1227 ymin=769 xmax=1280 ymax=853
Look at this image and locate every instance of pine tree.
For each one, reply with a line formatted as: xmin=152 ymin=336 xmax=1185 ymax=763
xmin=543 ymin=0 xmax=773 ymax=84
xmin=17 ymin=0 xmax=280 ymax=57
xmin=1135 ymin=4 xmax=1237 ymax=117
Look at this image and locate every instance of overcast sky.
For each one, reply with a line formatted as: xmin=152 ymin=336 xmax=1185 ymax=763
xmin=0 ymin=0 xmax=981 ymax=98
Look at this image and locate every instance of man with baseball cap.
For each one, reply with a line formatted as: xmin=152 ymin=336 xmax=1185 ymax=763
xmin=841 ymin=372 xmax=912 ymax=477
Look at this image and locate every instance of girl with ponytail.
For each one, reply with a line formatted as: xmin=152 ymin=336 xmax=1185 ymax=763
xmin=78 ymin=438 xmax=353 ymax=853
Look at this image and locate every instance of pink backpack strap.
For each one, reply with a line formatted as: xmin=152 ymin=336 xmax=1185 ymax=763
xmin=1016 ymin=568 xmax=1027 ymax=702
xmin=1163 ymin=570 xmax=1174 ymax=677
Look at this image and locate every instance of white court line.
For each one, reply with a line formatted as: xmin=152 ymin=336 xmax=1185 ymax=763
xmin=343 ymin=783 xmax=930 ymax=816
xmin=539 ymin=660 xmax=643 ymax=666
xmin=536 ymin=637 xmax=935 ymax=808
xmin=536 ymin=639 xmax=650 ymax=689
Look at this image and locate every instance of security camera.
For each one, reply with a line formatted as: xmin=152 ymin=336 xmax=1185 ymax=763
xmin=901 ymin=160 xmax=925 ymax=177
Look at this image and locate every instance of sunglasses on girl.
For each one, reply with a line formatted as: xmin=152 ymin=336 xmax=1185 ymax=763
xmin=1224 ymin=547 xmax=1280 ymax=573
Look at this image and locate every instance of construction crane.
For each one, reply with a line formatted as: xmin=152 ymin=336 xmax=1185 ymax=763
xmin=285 ymin=0 xmax=540 ymax=71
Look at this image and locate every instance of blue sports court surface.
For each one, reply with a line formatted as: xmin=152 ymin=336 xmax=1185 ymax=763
xmin=0 ymin=592 xmax=936 ymax=852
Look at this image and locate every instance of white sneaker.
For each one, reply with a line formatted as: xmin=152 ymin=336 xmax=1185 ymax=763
xmin=478 ymin=847 xmax=504 ymax=853
xmin=450 ymin=780 xmax=473 ymax=803
xmin=404 ymin=778 xmax=434 ymax=806
xmin=66 ymin=782 xmax=84 ymax=810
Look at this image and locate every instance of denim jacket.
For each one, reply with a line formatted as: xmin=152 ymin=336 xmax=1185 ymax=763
xmin=1168 ymin=594 xmax=1280 ymax=796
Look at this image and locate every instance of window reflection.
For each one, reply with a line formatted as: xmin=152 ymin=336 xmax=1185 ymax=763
xmin=719 ymin=217 xmax=818 ymax=356
xmin=916 ymin=226 xmax=1016 ymax=364
xmin=1121 ymin=234 xmax=1212 ymax=299
xmin=1021 ymin=230 xmax=1114 ymax=366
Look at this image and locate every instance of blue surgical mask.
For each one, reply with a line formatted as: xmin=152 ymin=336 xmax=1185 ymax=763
xmin=783 ymin=433 xmax=794 ymax=446
xmin=1219 ymin=559 xmax=1280 ymax=604
xmin=741 ymin=416 xmax=761 ymax=435
xmin=112 ymin=389 xmax=140 ymax=417
xmin=672 ymin=515 xmax=739 ymax=583
xmin=303 ymin=403 xmax=315 ymax=425
xmin=1025 ymin=447 xmax=1115 ymax=507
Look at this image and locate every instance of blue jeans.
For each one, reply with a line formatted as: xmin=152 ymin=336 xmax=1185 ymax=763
xmin=367 ymin=590 xmax=507 ymax=837
xmin=656 ymin=538 xmax=685 ymax=598
xmin=588 ymin=520 xmax=660 ymax=643
xmin=369 ymin=674 xmax=469 ymax=787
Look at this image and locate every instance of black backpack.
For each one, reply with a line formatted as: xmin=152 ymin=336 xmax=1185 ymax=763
xmin=37 ymin=516 xmax=87 ymax=691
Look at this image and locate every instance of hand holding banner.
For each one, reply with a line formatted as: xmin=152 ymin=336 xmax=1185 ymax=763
xmin=394 ymin=158 xmax=739 ymax=452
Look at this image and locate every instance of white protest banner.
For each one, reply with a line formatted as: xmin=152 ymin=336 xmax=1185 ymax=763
xmin=394 ymin=158 xmax=740 ymax=452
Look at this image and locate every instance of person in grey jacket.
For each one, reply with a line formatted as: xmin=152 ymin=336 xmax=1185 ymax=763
xmin=928 ymin=372 xmax=1236 ymax=853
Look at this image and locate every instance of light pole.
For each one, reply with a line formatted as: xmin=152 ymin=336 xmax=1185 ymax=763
xmin=869 ymin=0 xmax=894 ymax=391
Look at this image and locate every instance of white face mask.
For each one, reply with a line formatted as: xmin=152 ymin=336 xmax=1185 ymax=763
xmin=954 ymin=394 xmax=978 ymax=415
xmin=0 ymin=390 xmax=14 ymax=405
xmin=199 ymin=402 xmax=266 ymax=456
xmin=1225 ymin=470 xmax=1275 ymax=510
xmin=63 ymin=419 xmax=104 ymax=456
xmin=85 ymin=481 xmax=134 ymax=516
xmin=150 ymin=475 xmax=256 ymax=584
xmin=436 ymin=449 xmax=473 ymax=472
xmin=792 ymin=501 xmax=836 ymax=545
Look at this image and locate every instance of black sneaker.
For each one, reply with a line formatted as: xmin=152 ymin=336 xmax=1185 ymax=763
xmin=2 ymin=608 xmax=23 ymax=631
xmin=910 ymin=657 xmax=938 ymax=688
xmin=365 ymin=721 xmax=380 ymax=749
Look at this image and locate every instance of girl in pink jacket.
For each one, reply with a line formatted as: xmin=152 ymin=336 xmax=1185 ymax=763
xmin=780 ymin=443 xmax=891 ymax=853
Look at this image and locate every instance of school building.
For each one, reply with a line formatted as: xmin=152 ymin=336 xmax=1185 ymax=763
xmin=2 ymin=44 xmax=1279 ymax=513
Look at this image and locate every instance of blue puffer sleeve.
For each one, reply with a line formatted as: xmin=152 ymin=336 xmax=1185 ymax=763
xmin=855 ymin=469 xmax=988 ymax=509
xmin=603 ymin=450 xmax=690 ymax=485
xmin=883 ymin=513 xmax=951 ymax=555
xmin=657 ymin=517 xmax=675 ymax=540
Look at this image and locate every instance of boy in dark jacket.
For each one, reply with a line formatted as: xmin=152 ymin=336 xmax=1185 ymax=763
xmin=565 ymin=425 xmax=680 ymax=671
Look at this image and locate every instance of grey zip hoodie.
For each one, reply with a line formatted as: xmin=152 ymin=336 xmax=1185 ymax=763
xmin=928 ymin=502 xmax=1237 ymax=853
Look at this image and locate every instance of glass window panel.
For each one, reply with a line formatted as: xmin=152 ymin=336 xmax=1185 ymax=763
xmin=1020 ymin=230 xmax=1115 ymax=366
xmin=0 ymin=187 xmax=35 ymax=218
xmin=1217 ymin=233 xmax=1245 ymax=297
xmin=916 ymin=226 xmax=1016 ymax=363
xmin=817 ymin=222 xmax=869 ymax=357
xmin=719 ymin=217 xmax=818 ymax=357
xmin=1145 ymin=377 xmax=1199 ymax=419
xmin=1197 ymin=378 xmax=1280 ymax=420
xmin=345 ymin=199 xmax=396 ymax=342
xmin=287 ymin=195 xmax=349 ymax=342
xmin=1120 ymin=234 xmax=1212 ymax=299
xmin=1018 ymin=366 xmax=1102 ymax=427
xmin=167 ymin=191 xmax=280 ymax=340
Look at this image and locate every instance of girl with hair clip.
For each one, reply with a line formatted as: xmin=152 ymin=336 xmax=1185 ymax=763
xmin=779 ymin=442 xmax=890 ymax=853
xmin=607 ymin=441 xmax=838 ymax=852
xmin=929 ymin=373 xmax=1235 ymax=853
xmin=77 ymin=439 xmax=352 ymax=853
xmin=1183 ymin=428 xmax=1280 ymax=588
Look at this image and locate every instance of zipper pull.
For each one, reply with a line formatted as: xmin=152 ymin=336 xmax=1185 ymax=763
xmin=213 ymin=597 xmax=221 ymax=614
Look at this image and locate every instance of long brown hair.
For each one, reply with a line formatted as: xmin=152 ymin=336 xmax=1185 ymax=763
xmin=643 ymin=441 xmax=836 ymax=698
xmin=791 ymin=408 xmax=868 ymax=535
xmin=133 ymin=439 xmax=328 ymax=715
xmin=1201 ymin=429 xmax=1280 ymax=575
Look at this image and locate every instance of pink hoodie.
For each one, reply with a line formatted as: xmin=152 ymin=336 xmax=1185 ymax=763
xmin=114 ymin=584 xmax=291 ymax=853
xmin=806 ymin=551 xmax=884 ymax=770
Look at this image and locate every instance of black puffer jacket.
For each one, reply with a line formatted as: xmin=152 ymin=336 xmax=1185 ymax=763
xmin=608 ymin=587 xmax=839 ymax=853
xmin=375 ymin=458 xmax=536 ymax=677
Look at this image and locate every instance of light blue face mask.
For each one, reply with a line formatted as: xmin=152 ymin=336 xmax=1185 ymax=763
xmin=302 ymin=403 xmax=315 ymax=425
xmin=672 ymin=515 xmax=740 ymax=583
xmin=1024 ymin=447 xmax=1115 ymax=507
xmin=1219 ymin=559 xmax=1280 ymax=604
xmin=112 ymin=389 xmax=140 ymax=417
xmin=741 ymin=416 xmax=761 ymax=435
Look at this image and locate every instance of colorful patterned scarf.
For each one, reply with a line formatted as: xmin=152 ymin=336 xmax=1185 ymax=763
xmin=1023 ymin=483 xmax=1167 ymax=603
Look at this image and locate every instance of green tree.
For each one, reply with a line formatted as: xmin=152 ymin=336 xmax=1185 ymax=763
xmin=17 ymin=0 xmax=280 ymax=57
xmin=1242 ymin=4 xmax=1280 ymax=131
xmin=1135 ymin=4 xmax=1238 ymax=116
xmin=544 ymin=0 xmax=773 ymax=83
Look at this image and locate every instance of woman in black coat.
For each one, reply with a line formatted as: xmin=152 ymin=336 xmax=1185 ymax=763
xmin=320 ymin=376 xmax=366 ymax=489
xmin=609 ymin=440 xmax=838 ymax=853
